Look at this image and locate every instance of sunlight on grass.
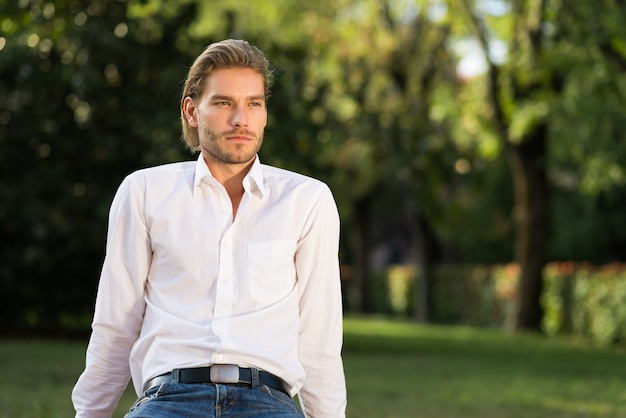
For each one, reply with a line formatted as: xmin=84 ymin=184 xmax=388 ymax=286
xmin=542 ymin=397 xmax=613 ymax=415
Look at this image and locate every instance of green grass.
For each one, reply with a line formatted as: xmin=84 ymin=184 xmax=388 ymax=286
xmin=343 ymin=317 xmax=626 ymax=417
xmin=1 ymin=316 xmax=625 ymax=417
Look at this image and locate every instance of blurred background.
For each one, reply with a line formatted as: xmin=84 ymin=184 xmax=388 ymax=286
xmin=1 ymin=0 xmax=626 ymax=346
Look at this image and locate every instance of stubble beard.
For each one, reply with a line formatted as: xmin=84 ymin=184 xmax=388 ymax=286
xmin=199 ymin=125 xmax=263 ymax=165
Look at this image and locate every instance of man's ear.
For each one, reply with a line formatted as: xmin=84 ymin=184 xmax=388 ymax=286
xmin=183 ymin=97 xmax=198 ymax=127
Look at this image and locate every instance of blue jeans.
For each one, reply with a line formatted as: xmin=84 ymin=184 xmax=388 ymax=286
xmin=124 ymin=382 xmax=305 ymax=417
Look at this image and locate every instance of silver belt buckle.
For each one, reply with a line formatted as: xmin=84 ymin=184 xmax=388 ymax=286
xmin=210 ymin=364 xmax=240 ymax=384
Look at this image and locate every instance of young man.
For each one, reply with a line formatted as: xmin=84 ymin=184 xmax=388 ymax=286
xmin=72 ymin=39 xmax=347 ymax=418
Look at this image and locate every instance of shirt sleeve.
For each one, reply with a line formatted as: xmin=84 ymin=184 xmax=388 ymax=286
xmin=295 ymin=183 xmax=347 ymax=418
xmin=72 ymin=174 xmax=151 ymax=418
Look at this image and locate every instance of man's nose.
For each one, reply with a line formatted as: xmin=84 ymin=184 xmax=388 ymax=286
xmin=232 ymin=105 xmax=248 ymax=127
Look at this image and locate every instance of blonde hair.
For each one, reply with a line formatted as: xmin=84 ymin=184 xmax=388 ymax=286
xmin=180 ymin=39 xmax=274 ymax=151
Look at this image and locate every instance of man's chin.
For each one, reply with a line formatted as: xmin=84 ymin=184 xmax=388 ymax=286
xmin=218 ymin=152 xmax=258 ymax=165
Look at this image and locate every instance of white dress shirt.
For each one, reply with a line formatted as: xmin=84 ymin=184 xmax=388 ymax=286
xmin=72 ymin=154 xmax=346 ymax=417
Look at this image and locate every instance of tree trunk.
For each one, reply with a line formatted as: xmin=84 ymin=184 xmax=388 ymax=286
xmin=409 ymin=212 xmax=437 ymax=323
xmin=349 ymin=195 xmax=373 ymax=313
xmin=507 ymin=125 xmax=549 ymax=331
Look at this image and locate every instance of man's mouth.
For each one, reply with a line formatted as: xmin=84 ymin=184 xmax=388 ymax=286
xmin=224 ymin=131 xmax=255 ymax=143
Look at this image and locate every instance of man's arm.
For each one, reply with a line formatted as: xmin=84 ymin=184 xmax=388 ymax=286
xmin=72 ymin=174 xmax=151 ymax=418
xmin=295 ymin=183 xmax=347 ymax=417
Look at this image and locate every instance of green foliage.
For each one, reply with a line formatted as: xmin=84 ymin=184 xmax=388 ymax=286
xmin=0 ymin=0 xmax=194 ymax=331
xmin=1 ymin=0 xmax=626 ymax=331
xmin=549 ymin=188 xmax=626 ymax=262
xmin=432 ymin=264 xmax=515 ymax=327
xmin=543 ymin=263 xmax=626 ymax=345
xmin=381 ymin=261 xmax=626 ymax=347
xmin=545 ymin=1 xmax=626 ymax=196
xmin=383 ymin=263 xmax=515 ymax=325
xmin=448 ymin=0 xmax=626 ymax=330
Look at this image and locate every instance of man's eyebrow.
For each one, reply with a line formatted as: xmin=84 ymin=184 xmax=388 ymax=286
xmin=209 ymin=94 xmax=266 ymax=101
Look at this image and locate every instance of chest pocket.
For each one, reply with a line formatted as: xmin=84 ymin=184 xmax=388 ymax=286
xmin=248 ymin=239 xmax=297 ymax=304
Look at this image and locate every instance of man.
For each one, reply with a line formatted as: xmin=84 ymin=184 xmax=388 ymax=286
xmin=72 ymin=39 xmax=347 ymax=418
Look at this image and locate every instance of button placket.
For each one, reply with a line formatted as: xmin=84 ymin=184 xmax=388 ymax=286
xmin=214 ymin=204 xmax=235 ymax=320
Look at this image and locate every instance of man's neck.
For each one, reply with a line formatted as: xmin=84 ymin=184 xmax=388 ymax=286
xmin=202 ymin=154 xmax=255 ymax=218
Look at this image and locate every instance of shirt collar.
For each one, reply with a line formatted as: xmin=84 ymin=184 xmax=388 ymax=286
xmin=193 ymin=153 xmax=214 ymax=192
xmin=193 ymin=154 xmax=266 ymax=199
xmin=244 ymin=156 xmax=266 ymax=198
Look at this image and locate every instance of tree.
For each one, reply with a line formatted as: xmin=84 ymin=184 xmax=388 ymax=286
xmin=0 ymin=0 xmax=196 ymax=331
xmin=267 ymin=1 xmax=463 ymax=317
xmin=451 ymin=0 xmax=626 ymax=331
xmin=8 ymin=0 xmax=623 ymax=333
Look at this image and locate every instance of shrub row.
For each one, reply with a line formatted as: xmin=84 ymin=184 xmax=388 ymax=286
xmin=381 ymin=262 xmax=626 ymax=346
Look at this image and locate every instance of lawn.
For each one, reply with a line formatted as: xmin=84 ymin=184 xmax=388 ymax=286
xmin=1 ymin=316 xmax=625 ymax=417
xmin=342 ymin=317 xmax=626 ymax=417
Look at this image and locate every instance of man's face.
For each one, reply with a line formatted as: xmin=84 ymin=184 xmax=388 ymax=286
xmin=185 ymin=67 xmax=267 ymax=167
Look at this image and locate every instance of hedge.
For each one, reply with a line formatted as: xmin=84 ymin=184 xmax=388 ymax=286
xmin=382 ymin=262 xmax=626 ymax=346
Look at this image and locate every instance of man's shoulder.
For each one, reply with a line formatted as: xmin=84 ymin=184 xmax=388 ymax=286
xmin=127 ymin=160 xmax=196 ymax=181
xmin=118 ymin=161 xmax=196 ymax=195
xmin=135 ymin=160 xmax=196 ymax=175
xmin=260 ymin=163 xmax=326 ymax=188
xmin=259 ymin=164 xmax=336 ymax=206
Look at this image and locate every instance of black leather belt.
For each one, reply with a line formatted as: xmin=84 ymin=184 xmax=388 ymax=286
xmin=144 ymin=365 xmax=288 ymax=396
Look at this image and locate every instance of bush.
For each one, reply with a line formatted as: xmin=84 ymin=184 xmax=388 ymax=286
xmin=385 ymin=263 xmax=515 ymax=327
xmin=384 ymin=261 xmax=626 ymax=346
xmin=543 ymin=262 xmax=626 ymax=345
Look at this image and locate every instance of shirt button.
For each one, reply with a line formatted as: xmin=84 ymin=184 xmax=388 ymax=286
xmin=216 ymin=355 xmax=223 ymax=361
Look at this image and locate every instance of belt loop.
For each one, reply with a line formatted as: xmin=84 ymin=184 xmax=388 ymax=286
xmin=250 ymin=368 xmax=260 ymax=388
xmin=172 ymin=368 xmax=180 ymax=383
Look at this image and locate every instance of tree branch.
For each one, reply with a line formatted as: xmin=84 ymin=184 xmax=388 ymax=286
xmin=457 ymin=0 xmax=507 ymax=141
xmin=527 ymin=0 xmax=547 ymax=55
